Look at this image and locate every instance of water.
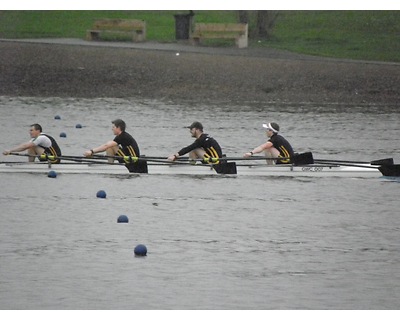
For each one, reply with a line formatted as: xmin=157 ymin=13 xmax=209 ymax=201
xmin=0 ymin=96 xmax=399 ymax=309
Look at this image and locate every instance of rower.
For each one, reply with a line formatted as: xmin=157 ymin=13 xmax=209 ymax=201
xmin=2 ymin=123 xmax=62 ymax=163
xmin=167 ymin=121 xmax=223 ymax=164
xmin=83 ymin=119 xmax=140 ymax=164
xmin=244 ymin=122 xmax=294 ymax=164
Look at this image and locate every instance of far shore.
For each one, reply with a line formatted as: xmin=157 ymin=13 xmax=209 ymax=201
xmin=1 ymin=40 xmax=399 ymax=106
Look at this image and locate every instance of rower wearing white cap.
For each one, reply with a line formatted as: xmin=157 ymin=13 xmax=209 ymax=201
xmin=244 ymin=122 xmax=294 ymax=164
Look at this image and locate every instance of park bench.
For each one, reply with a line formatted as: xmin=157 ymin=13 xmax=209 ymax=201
xmin=190 ymin=23 xmax=248 ymax=48
xmin=86 ymin=19 xmax=146 ymax=42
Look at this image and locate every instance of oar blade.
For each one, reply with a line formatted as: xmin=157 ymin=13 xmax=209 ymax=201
xmin=213 ymin=162 xmax=237 ymax=174
xmin=378 ymin=164 xmax=400 ymax=177
xmin=371 ymin=158 xmax=394 ymax=166
xmin=292 ymin=152 xmax=314 ymax=165
xmin=125 ymin=161 xmax=148 ymax=173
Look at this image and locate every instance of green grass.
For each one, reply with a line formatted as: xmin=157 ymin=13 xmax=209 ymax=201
xmin=0 ymin=11 xmax=237 ymax=40
xmin=264 ymin=11 xmax=400 ymax=62
xmin=0 ymin=10 xmax=399 ymax=62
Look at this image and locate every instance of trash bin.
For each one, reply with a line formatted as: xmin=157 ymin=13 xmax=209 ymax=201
xmin=174 ymin=12 xmax=194 ymax=40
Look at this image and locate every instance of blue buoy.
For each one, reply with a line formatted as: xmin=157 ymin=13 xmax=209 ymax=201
xmin=59 ymin=132 xmax=67 ymax=138
xmin=134 ymin=244 xmax=147 ymax=256
xmin=47 ymin=170 xmax=57 ymax=178
xmin=75 ymin=124 xmax=82 ymax=128
xmin=54 ymin=115 xmax=61 ymax=120
xmin=96 ymin=190 xmax=106 ymax=198
xmin=117 ymin=215 xmax=129 ymax=223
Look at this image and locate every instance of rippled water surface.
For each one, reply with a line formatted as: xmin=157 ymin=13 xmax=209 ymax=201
xmin=1 ymin=96 xmax=399 ymax=309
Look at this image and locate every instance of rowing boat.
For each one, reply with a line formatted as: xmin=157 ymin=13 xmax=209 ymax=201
xmin=2 ymin=152 xmax=398 ymax=177
xmin=0 ymin=161 xmax=384 ymax=177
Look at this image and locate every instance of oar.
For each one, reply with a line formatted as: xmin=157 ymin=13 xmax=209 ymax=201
xmin=6 ymin=152 xmax=135 ymax=167
xmin=190 ymin=152 xmax=315 ymax=165
xmin=61 ymin=154 xmax=191 ymax=164
xmin=316 ymin=158 xmax=400 ymax=177
xmin=314 ymin=158 xmax=394 ymax=166
xmin=14 ymin=152 xmax=310 ymax=165
xmin=51 ymin=156 xmax=149 ymax=173
xmin=311 ymin=158 xmax=400 ymax=177
xmin=121 ymin=157 xmax=236 ymax=174
xmin=56 ymin=155 xmax=148 ymax=172
xmin=109 ymin=155 xmax=238 ymax=174
xmin=0 ymin=161 xmax=32 ymax=165
xmin=7 ymin=152 xmax=231 ymax=171
xmin=315 ymin=162 xmax=380 ymax=169
xmin=312 ymin=158 xmax=396 ymax=175
xmin=93 ymin=155 xmax=236 ymax=168
xmin=86 ymin=153 xmax=296 ymax=163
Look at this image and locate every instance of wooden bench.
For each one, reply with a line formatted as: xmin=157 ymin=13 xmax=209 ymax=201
xmin=191 ymin=23 xmax=248 ymax=48
xmin=86 ymin=19 xmax=146 ymax=42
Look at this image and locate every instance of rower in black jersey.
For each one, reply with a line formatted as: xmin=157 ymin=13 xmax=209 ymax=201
xmin=84 ymin=119 xmax=140 ymax=163
xmin=168 ymin=121 xmax=223 ymax=164
xmin=244 ymin=122 xmax=294 ymax=164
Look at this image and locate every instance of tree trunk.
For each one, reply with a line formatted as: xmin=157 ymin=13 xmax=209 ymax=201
xmin=238 ymin=10 xmax=249 ymax=23
xmin=256 ymin=11 xmax=279 ymax=38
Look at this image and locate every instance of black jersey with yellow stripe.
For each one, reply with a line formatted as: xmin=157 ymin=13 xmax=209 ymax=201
xmin=178 ymin=133 xmax=223 ymax=160
xmin=269 ymin=134 xmax=294 ymax=164
xmin=114 ymin=131 xmax=140 ymax=163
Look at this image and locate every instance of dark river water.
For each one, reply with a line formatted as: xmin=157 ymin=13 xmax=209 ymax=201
xmin=1 ymin=96 xmax=399 ymax=309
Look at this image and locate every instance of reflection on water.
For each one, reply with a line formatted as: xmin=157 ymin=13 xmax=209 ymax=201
xmin=0 ymin=96 xmax=399 ymax=309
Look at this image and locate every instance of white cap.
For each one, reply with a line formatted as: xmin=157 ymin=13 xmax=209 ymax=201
xmin=262 ymin=122 xmax=279 ymax=133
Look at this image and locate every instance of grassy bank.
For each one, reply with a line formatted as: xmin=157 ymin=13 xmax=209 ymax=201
xmin=269 ymin=11 xmax=400 ymax=62
xmin=0 ymin=10 xmax=399 ymax=62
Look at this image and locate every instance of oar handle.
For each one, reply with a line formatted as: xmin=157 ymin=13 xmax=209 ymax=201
xmin=8 ymin=152 xmax=32 ymax=157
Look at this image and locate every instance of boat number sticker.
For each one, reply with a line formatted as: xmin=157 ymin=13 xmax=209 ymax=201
xmin=302 ymin=166 xmax=324 ymax=172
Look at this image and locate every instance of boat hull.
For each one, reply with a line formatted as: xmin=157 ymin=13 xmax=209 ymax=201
xmin=0 ymin=162 xmax=382 ymax=177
